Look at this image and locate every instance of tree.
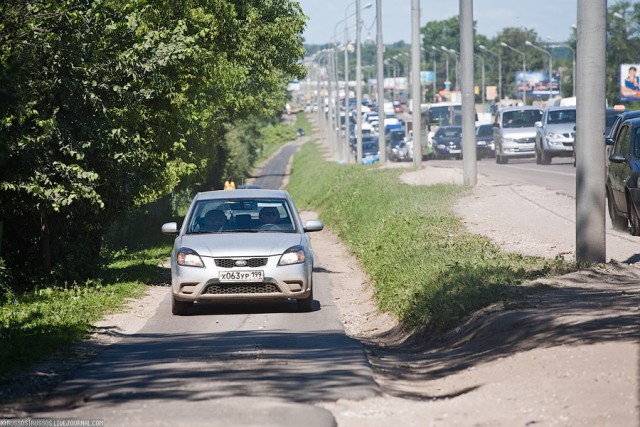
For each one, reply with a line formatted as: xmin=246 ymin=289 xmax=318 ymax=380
xmin=0 ymin=0 xmax=306 ymax=286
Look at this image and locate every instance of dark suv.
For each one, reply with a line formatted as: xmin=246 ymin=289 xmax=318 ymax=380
xmin=606 ymin=117 xmax=640 ymax=235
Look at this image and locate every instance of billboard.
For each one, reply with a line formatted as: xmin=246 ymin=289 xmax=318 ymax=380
xmin=514 ymin=71 xmax=561 ymax=98
xmin=620 ymin=64 xmax=640 ymax=101
xmin=420 ymin=71 xmax=435 ymax=85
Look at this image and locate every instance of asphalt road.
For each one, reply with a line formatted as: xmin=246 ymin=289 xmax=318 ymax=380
xmin=32 ymin=137 xmax=379 ymax=426
xmin=428 ymin=155 xmax=640 ymax=263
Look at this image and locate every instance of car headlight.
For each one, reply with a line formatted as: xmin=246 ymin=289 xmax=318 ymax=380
xmin=436 ymin=144 xmax=446 ymax=149
xmin=176 ymin=247 xmax=205 ymax=267
xmin=545 ymin=132 xmax=562 ymax=145
xmin=504 ymin=137 xmax=516 ymax=143
xmin=279 ymin=246 xmax=306 ymax=266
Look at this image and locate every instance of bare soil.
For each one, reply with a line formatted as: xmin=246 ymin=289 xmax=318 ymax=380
xmin=316 ymin=161 xmax=640 ymax=426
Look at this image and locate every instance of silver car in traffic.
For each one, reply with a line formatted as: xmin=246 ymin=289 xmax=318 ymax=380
xmin=493 ymin=106 xmax=544 ymax=164
xmin=161 ymin=189 xmax=323 ymax=315
xmin=534 ymin=106 xmax=575 ymax=165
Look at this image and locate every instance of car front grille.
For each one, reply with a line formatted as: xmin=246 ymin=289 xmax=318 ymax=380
xmin=516 ymin=137 xmax=535 ymax=144
xmin=203 ymin=283 xmax=281 ymax=294
xmin=215 ymin=258 xmax=268 ymax=268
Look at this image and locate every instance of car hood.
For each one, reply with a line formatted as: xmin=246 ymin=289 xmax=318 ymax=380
xmin=434 ymin=137 xmax=461 ymax=145
xmin=501 ymin=128 xmax=536 ymax=138
xmin=544 ymin=123 xmax=576 ymax=133
xmin=178 ymin=232 xmax=304 ymax=257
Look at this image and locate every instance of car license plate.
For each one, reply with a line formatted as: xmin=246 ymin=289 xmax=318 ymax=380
xmin=219 ymin=270 xmax=264 ymax=282
xmin=449 ymin=149 xmax=461 ymax=154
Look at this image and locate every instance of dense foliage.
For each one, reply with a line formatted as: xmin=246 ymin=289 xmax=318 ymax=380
xmin=0 ymin=0 xmax=306 ymax=289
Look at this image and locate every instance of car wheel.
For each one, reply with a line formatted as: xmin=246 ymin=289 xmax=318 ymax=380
xmin=541 ymin=149 xmax=552 ymax=165
xmin=298 ymin=287 xmax=314 ymax=312
xmin=172 ymin=296 xmax=191 ymax=316
xmin=607 ymin=190 xmax=627 ymax=231
xmin=628 ymin=199 xmax=640 ymax=236
xmin=495 ymin=154 xmax=501 ymax=164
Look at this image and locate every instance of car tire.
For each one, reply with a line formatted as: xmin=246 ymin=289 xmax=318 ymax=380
xmin=607 ymin=191 xmax=627 ymax=231
xmin=172 ymin=296 xmax=191 ymax=316
xmin=540 ymin=149 xmax=552 ymax=165
xmin=628 ymin=199 xmax=640 ymax=236
xmin=298 ymin=287 xmax=314 ymax=312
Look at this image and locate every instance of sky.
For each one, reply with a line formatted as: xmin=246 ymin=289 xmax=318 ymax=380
xmin=296 ymin=0 xmax=581 ymax=45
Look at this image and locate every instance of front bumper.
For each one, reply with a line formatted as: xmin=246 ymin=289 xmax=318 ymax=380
xmin=172 ymin=255 xmax=312 ymax=303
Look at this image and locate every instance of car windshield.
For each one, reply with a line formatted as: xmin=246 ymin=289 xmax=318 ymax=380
xmin=476 ymin=125 xmax=493 ymax=137
xmin=436 ymin=127 xmax=462 ymax=137
xmin=606 ymin=110 xmax=623 ymax=128
xmin=547 ymin=109 xmax=576 ymax=124
xmin=186 ymin=198 xmax=296 ymax=234
xmin=363 ymin=142 xmax=378 ymax=152
xmin=502 ymin=110 xmax=543 ymax=128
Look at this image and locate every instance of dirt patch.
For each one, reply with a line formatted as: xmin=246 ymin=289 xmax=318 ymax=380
xmin=317 ymin=160 xmax=640 ymax=426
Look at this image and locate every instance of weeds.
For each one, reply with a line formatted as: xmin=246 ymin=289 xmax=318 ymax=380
xmin=287 ymin=140 xmax=576 ymax=332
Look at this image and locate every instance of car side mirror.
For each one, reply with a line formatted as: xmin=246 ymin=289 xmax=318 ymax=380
xmin=492 ymin=122 xmax=499 ymax=128
xmin=605 ymin=137 xmax=615 ymax=146
xmin=161 ymin=222 xmax=180 ymax=235
xmin=609 ymin=153 xmax=625 ymax=164
xmin=303 ymin=219 xmax=324 ymax=232
xmin=534 ymin=121 xmax=542 ymax=128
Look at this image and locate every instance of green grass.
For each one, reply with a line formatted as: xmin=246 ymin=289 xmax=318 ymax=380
xmin=0 ymin=215 xmax=173 ymax=376
xmin=287 ymin=139 xmax=576 ymax=332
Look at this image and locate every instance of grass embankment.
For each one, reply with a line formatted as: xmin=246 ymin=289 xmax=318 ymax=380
xmin=287 ymin=140 xmax=575 ymax=332
xmin=0 ymin=229 xmax=172 ymax=376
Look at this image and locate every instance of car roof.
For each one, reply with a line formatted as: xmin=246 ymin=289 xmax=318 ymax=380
xmin=545 ymin=106 xmax=575 ymax=111
xmin=620 ymin=110 xmax=640 ymax=121
xmin=194 ymin=189 xmax=290 ymax=201
xmin=622 ymin=117 xmax=640 ymax=127
xmin=498 ymin=106 xmax=543 ymax=112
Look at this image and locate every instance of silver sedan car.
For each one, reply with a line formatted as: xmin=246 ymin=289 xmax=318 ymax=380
xmin=161 ymin=189 xmax=323 ymax=315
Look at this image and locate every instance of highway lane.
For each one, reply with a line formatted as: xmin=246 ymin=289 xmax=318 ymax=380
xmin=475 ymin=157 xmax=577 ymax=197
xmin=427 ymin=155 xmax=640 ymax=263
xmin=33 ymin=137 xmax=379 ymax=426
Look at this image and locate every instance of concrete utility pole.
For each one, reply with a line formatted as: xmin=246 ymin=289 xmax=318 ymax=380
xmin=460 ymin=0 xmax=476 ymax=185
xmin=376 ymin=0 xmax=386 ymax=163
xmin=576 ymin=0 xmax=606 ymax=263
xmin=355 ymin=0 xmax=363 ymax=164
xmin=411 ymin=0 xmax=422 ymax=167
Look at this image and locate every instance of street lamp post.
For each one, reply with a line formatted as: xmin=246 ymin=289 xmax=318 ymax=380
xmin=474 ymin=53 xmax=486 ymax=111
xmin=525 ymin=40 xmax=553 ymax=100
xmin=442 ymin=46 xmax=459 ymax=92
xmin=478 ymin=44 xmax=501 ymax=103
xmin=500 ymin=42 xmax=527 ymax=105
xmin=334 ymin=1 xmax=372 ymax=163
xmin=375 ymin=0 xmax=385 ymax=163
xmin=561 ymin=44 xmax=576 ymax=97
xmin=430 ymin=46 xmax=438 ymax=102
